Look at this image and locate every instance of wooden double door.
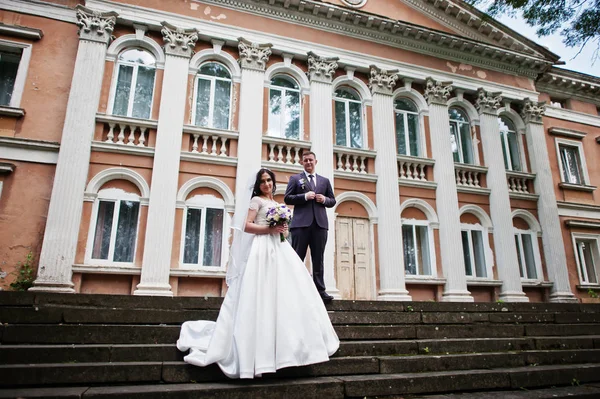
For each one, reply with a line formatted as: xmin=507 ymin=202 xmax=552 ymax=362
xmin=335 ymin=217 xmax=372 ymax=300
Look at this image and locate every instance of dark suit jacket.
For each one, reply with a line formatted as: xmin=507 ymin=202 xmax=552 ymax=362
xmin=284 ymin=173 xmax=336 ymax=230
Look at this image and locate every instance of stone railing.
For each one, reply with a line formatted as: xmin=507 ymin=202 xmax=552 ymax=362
xmin=506 ymin=171 xmax=536 ymax=196
xmin=397 ymin=155 xmax=435 ymax=184
xmin=454 ymin=163 xmax=488 ymax=190
xmin=262 ymin=136 xmax=312 ymax=167
xmin=96 ymin=114 xmax=157 ymax=148
xmin=334 ymin=146 xmax=376 ymax=175
xmin=182 ymin=125 xmax=238 ymax=161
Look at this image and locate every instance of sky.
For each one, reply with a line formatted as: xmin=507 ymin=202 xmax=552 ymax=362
xmin=494 ymin=14 xmax=598 ymax=77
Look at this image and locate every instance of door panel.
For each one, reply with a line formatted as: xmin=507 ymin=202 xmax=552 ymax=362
xmin=352 ymin=218 xmax=371 ymax=300
xmin=335 ymin=217 xmax=354 ymax=299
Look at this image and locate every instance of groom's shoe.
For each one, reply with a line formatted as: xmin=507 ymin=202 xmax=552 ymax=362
xmin=320 ymin=293 xmax=334 ymax=304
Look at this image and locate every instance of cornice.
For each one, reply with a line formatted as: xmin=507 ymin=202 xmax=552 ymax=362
xmin=544 ymin=106 xmax=600 ymax=128
xmin=0 ymin=0 xmax=76 ymax=23
xmin=537 ymin=69 xmax=600 ymax=106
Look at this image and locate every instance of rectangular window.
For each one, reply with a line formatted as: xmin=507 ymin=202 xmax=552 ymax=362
xmin=515 ymin=233 xmax=538 ymax=279
xmin=576 ymin=239 xmax=598 ymax=284
xmin=559 ymin=144 xmax=584 ymax=185
xmin=92 ymin=200 xmax=140 ymax=262
xmin=462 ymin=229 xmax=487 ymax=278
xmin=0 ymin=49 xmax=22 ymax=106
xmin=402 ymin=224 xmax=431 ymax=276
xmin=183 ymin=207 xmax=224 ymax=267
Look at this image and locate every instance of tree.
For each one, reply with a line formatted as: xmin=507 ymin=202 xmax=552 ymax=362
xmin=471 ymin=0 xmax=600 ymax=61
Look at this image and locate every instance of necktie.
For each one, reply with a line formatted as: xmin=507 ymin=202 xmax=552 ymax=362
xmin=308 ymin=174 xmax=315 ymax=190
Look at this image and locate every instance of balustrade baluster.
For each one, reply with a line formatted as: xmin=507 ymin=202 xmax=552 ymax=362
xmin=201 ymin=135 xmax=209 ymax=154
xmin=116 ymin=124 xmax=125 ymax=145
xmin=210 ymin=136 xmax=218 ymax=155
xmin=106 ymin=123 xmax=115 ymax=143
xmin=138 ymin=127 xmax=146 ymax=147
xmin=359 ymin=156 xmax=366 ymax=174
xmin=220 ymin=138 xmax=228 ymax=156
xmin=277 ymin=145 xmax=284 ymax=163
xmin=191 ymin=134 xmax=200 ymax=153
xmin=127 ymin=125 xmax=136 ymax=146
xmin=337 ymin=153 xmax=344 ymax=171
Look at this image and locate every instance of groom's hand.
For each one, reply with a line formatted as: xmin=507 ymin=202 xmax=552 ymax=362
xmin=315 ymin=194 xmax=326 ymax=203
xmin=305 ymin=191 xmax=316 ymax=201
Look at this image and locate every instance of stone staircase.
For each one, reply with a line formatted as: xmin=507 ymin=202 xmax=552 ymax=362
xmin=1 ymin=292 xmax=600 ymax=398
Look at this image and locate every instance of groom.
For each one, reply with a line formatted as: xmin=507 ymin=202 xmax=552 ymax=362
xmin=284 ymin=151 xmax=336 ymax=304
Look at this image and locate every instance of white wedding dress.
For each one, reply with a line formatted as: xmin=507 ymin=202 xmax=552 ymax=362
xmin=177 ymin=196 xmax=339 ymax=379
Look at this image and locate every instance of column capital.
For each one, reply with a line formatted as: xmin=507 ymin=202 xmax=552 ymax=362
xmin=75 ymin=5 xmax=117 ymax=44
xmin=237 ymin=37 xmax=272 ymax=71
xmin=476 ymin=88 xmax=502 ymax=115
xmin=521 ymin=98 xmax=546 ymax=124
xmin=161 ymin=22 xmax=198 ymax=58
xmin=369 ymin=65 xmax=398 ymax=95
xmin=424 ymin=77 xmax=453 ymax=105
xmin=307 ymin=51 xmax=339 ymax=84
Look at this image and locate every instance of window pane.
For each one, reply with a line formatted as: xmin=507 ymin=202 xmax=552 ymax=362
xmin=396 ymin=112 xmax=407 ymax=155
xmin=578 ymin=241 xmax=597 ymax=284
xmin=462 ymin=230 xmax=473 ymax=276
xmin=0 ymin=51 xmax=21 ymax=106
xmin=416 ymin=225 xmax=431 ymax=275
xmin=515 ymin=235 xmax=525 ymax=278
xmin=268 ymin=88 xmax=282 ymax=136
xmin=395 ymin=98 xmax=417 ymax=112
xmin=203 ymin=208 xmax=224 ymax=266
xmin=284 ymin=90 xmax=300 ymax=140
xmin=213 ymin=79 xmax=231 ymax=129
xmin=194 ymin=78 xmax=211 ymax=127
xmin=407 ymin=113 xmax=419 ymax=156
xmin=114 ymin=201 xmax=140 ymax=262
xmin=198 ymin=62 xmax=230 ymax=78
xmin=119 ymin=49 xmax=155 ymax=66
xmin=459 ymin=122 xmax=473 ymax=164
xmin=335 ymin=87 xmax=360 ymax=100
xmin=271 ymin=76 xmax=298 ymax=89
xmin=131 ymin=66 xmax=155 ymax=119
xmin=449 ymin=108 xmax=468 ymax=122
xmin=450 ymin=122 xmax=460 ymax=163
xmin=113 ymin=65 xmax=133 ymax=116
xmin=500 ymin=133 xmax=510 ymax=170
xmin=184 ymin=208 xmax=202 ymax=264
xmin=507 ymin=131 xmax=521 ymax=171
xmin=560 ymin=146 xmax=582 ymax=184
xmin=472 ymin=230 xmax=487 ymax=278
xmin=92 ymin=201 xmax=115 ymax=260
xmin=349 ymin=101 xmax=362 ymax=148
xmin=335 ymin=101 xmax=347 ymax=146
xmin=402 ymin=225 xmax=416 ymax=275
xmin=521 ymin=234 xmax=537 ymax=279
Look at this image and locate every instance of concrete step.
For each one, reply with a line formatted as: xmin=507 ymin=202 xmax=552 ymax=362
xmin=393 ymin=384 xmax=600 ymax=399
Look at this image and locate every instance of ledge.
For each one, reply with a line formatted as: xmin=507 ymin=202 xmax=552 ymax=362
xmin=182 ymin=124 xmax=239 ymax=139
xmin=398 ymin=179 xmax=437 ymax=190
xmin=170 ymin=268 xmax=226 ymax=278
xmin=95 ymin=113 xmax=158 ymax=129
xmin=509 ymin=192 xmax=539 ymax=201
xmin=558 ymin=182 xmax=597 ymax=193
xmin=91 ymin=141 xmax=155 ymax=157
xmin=405 ymin=277 xmax=446 ymax=285
xmin=180 ymin=152 xmax=238 ymax=166
xmin=0 ymin=106 xmax=25 ymax=117
xmin=565 ymin=220 xmax=600 ymax=229
xmin=521 ymin=280 xmax=553 ymax=288
xmin=334 ymin=170 xmax=378 ymax=183
xmin=0 ymin=23 xmax=43 ymax=40
xmin=466 ymin=279 xmax=503 ymax=287
xmin=548 ymin=127 xmax=587 ymax=140
xmin=72 ymin=264 xmax=141 ymax=275
xmin=457 ymin=186 xmax=491 ymax=195
xmin=0 ymin=162 xmax=15 ymax=174
xmin=577 ymin=284 xmax=600 ymax=292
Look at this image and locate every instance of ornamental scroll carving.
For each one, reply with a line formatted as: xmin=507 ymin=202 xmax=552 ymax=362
xmin=161 ymin=22 xmax=198 ymax=58
xmin=238 ymin=37 xmax=272 ymax=71
xmin=424 ymin=78 xmax=453 ymax=105
xmin=307 ymin=51 xmax=339 ymax=83
xmin=368 ymin=65 xmax=398 ymax=95
xmin=520 ymin=98 xmax=546 ymax=124
xmin=75 ymin=5 xmax=118 ymax=44
xmin=476 ymin=88 xmax=503 ymax=115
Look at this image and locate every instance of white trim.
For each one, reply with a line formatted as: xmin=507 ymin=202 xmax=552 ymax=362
xmin=566 ymin=220 xmax=600 ymax=229
xmin=557 ymin=201 xmax=600 ymax=220
xmin=333 ymin=87 xmax=366 ymax=149
xmin=400 ymin=218 xmax=437 ymax=277
xmin=0 ymin=38 xmax=32 ymax=108
xmin=0 ymin=137 xmax=59 ymax=164
xmin=497 ymin=112 xmax=527 ymax=173
xmin=400 ymin=198 xmax=439 ymax=227
xmin=106 ymin=34 xmax=165 ymax=67
xmin=189 ymin=48 xmax=241 ymax=81
xmin=334 ymin=191 xmax=378 ymax=222
xmin=393 ymin=87 xmax=428 ymax=112
xmin=331 ymin=75 xmax=372 ymax=105
xmin=447 ymin=97 xmax=480 ymax=125
xmin=460 ymin=222 xmax=493 ymax=279
xmin=266 ymin=74 xmax=304 ymax=139
xmin=0 ymin=24 xmax=43 ymax=40
xmin=265 ymin=62 xmax=310 ymax=94
xmin=459 ymin=204 xmax=493 ymax=229
xmin=554 ymin=137 xmax=591 ymax=186
xmin=513 ymin=227 xmax=544 ymax=282
xmin=511 ymin=209 xmax=542 ymax=233
xmin=85 ymin=167 xmax=150 ymax=201
xmin=548 ymin=127 xmax=587 ymax=140
xmin=571 ymin=233 xmax=600 ymax=285
xmin=545 ymin=106 xmax=600 ymax=128
xmin=0 ymin=0 xmax=77 ymax=23
xmin=448 ymin=103 xmax=478 ymax=165
xmin=190 ymin=61 xmax=234 ymax=129
xmin=393 ymin=95 xmax=426 ymax=158
xmin=176 ymin=176 xmax=235 ymax=210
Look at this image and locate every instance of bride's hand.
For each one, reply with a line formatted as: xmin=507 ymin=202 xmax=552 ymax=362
xmin=273 ymin=224 xmax=287 ymax=234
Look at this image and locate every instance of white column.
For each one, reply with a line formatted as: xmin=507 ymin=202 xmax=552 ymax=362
xmin=307 ymin=51 xmax=340 ymax=298
xmin=30 ymin=6 xmax=118 ymax=293
xmin=424 ymin=78 xmax=473 ymax=302
xmin=521 ymin=99 xmax=577 ymax=302
xmin=134 ymin=23 xmax=198 ymax=296
xmin=370 ymin=66 xmax=411 ymax=301
xmin=476 ymin=89 xmax=528 ymax=302
xmin=233 ymin=38 xmax=272 ymax=219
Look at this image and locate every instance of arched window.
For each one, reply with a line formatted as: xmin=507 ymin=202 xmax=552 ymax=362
xmin=402 ymin=219 xmax=432 ymax=276
xmin=461 ymin=223 xmax=488 ymax=278
xmin=89 ymin=188 xmax=140 ymax=264
xmin=112 ymin=49 xmax=156 ymax=119
xmin=193 ymin=62 xmax=232 ymax=130
xmin=334 ymin=87 xmax=363 ymax=148
xmin=498 ymin=116 xmax=521 ymax=171
xmin=181 ymin=195 xmax=226 ymax=268
xmin=268 ymin=75 xmax=301 ymax=139
xmin=395 ymin=98 xmax=420 ymax=156
xmin=513 ymin=217 xmax=543 ymax=281
xmin=448 ymin=107 xmax=474 ymax=164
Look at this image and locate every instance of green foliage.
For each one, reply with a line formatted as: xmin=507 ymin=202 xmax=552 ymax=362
xmin=469 ymin=0 xmax=600 ymax=61
xmin=406 ymin=305 xmax=414 ymax=312
xmin=588 ymin=288 xmax=599 ymax=298
xmin=423 ymin=346 xmax=430 ymax=354
xmin=9 ymin=252 xmax=36 ymax=291
xmin=572 ymin=378 xmax=580 ymax=386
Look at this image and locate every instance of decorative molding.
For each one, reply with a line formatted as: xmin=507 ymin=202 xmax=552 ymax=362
xmin=0 ymin=23 xmax=43 ymax=40
xmin=160 ymin=21 xmax=198 ymax=58
xmin=334 ymin=191 xmax=378 ymax=222
xmin=0 ymin=162 xmax=15 ymax=174
xmin=548 ymin=127 xmax=587 ymax=140
xmin=189 ymin=48 xmax=242 ymax=80
xmin=475 ymin=88 xmax=502 ymax=115
xmin=466 ymin=279 xmax=503 ymax=287
xmin=557 ymin=201 xmax=600 ymax=220
xmin=400 ymin=198 xmax=440 ymax=226
xmin=558 ymin=182 xmax=597 ymax=193
xmin=520 ymin=98 xmax=545 ymax=124
xmin=425 ymin=78 xmax=453 ymax=105
xmin=565 ymin=220 xmax=600 ymax=229
xmin=106 ymin=33 xmax=166 ymax=68
xmin=180 ymin=152 xmax=238 ymax=166
xmin=0 ymin=137 xmax=59 ymax=164
xmin=0 ymin=106 xmax=25 ymax=117
xmin=237 ymin=37 xmax=272 ymax=71
xmin=405 ymin=277 xmax=447 ymax=285
xmin=169 ymin=268 xmax=227 ymax=278
xmin=398 ymin=179 xmax=438 ymax=190
xmin=75 ymin=5 xmax=117 ymax=44
xmin=333 ymin=170 xmax=378 ymax=182
xmin=537 ymin=68 xmax=600 ymax=105
xmin=544 ymin=106 xmax=600 ymax=128
xmin=72 ymin=264 xmax=141 ymax=275
xmin=91 ymin=141 xmax=155 ymax=157
xmin=368 ymin=65 xmax=398 ymax=95
xmin=307 ymin=51 xmax=339 ymax=83
xmin=341 ymin=0 xmax=368 ymax=8
xmin=0 ymin=0 xmax=76 ymax=23
xmin=176 ymin=176 xmax=235 ymax=208
xmin=85 ymin=167 xmax=151 ymax=199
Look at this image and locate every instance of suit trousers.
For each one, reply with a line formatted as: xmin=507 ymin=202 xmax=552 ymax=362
xmin=291 ymin=220 xmax=328 ymax=295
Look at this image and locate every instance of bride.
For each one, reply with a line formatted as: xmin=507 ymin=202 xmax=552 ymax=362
xmin=177 ymin=168 xmax=339 ymax=379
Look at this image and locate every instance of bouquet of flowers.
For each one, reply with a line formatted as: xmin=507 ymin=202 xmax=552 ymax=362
xmin=266 ymin=203 xmax=292 ymax=242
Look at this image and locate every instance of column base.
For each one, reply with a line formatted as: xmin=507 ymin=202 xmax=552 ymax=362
xmin=441 ymin=290 xmax=474 ymax=302
xmin=549 ymin=291 xmax=579 ymax=303
xmin=377 ymin=289 xmax=412 ymax=301
xmin=498 ymin=291 xmax=530 ymax=302
xmin=29 ymin=279 xmax=76 ymax=294
xmin=134 ymin=283 xmax=173 ymax=297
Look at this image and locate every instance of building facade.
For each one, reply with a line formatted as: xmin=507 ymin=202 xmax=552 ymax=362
xmin=0 ymin=0 xmax=598 ymax=302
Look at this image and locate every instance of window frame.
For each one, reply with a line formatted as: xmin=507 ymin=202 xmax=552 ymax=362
xmin=395 ymin=97 xmax=421 ymax=157
xmin=0 ymin=39 xmax=32 ymax=109
xmin=179 ymin=195 xmax=228 ymax=271
xmin=85 ymin=188 xmax=141 ymax=266
xmin=107 ymin=48 xmax=157 ymax=120
xmin=267 ymin=74 xmax=302 ymax=140
xmin=460 ymin=222 xmax=492 ymax=279
xmin=401 ymin=218 xmax=436 ymax=277
xmin=513 ymin=227 xmax=543 ymax=282
xmin=498 ymin=116 xmax=523 ymax=172
xmin=555 ymin=138 xmax=591 ymax=186
xmin=572 ymin=233 xmax=600 ymax=285
xmin=448 ymin=107 xmax=474 ymax=164
xmin=334 ymin=87 xmax=364 ymax=149
xmin=191 ymin=62 xmax=233 ymax=130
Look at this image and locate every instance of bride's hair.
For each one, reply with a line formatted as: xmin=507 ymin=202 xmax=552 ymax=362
xmin=252 ymin=168 xmax=277 ymax=197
